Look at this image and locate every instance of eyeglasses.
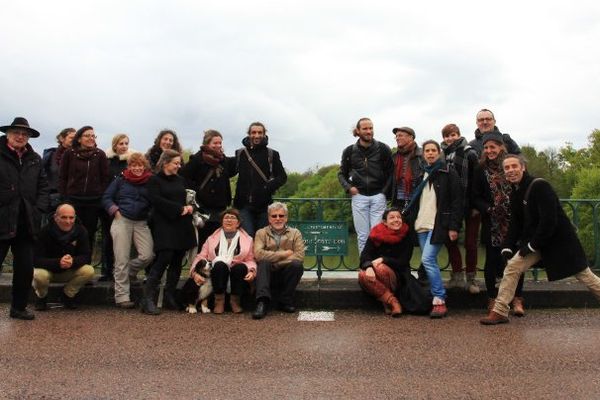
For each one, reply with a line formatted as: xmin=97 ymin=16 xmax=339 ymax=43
xmin=223 ymin=215 xmax=238 ymax=220
xmin=477 ymin=118 xmax=494 ymax=122
xmin=82 ymin=134 xmax=97 ymax=139
xmin=269 ymin=214 xmax=286 ymax=219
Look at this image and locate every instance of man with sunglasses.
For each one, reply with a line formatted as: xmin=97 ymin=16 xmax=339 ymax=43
xmin=252 ymin=202 xmax=304 ymax=319
xmin=0 ymin=117 xmax=49 ymax=320
xmin=469 ymin=109 xmax=521 ymax=156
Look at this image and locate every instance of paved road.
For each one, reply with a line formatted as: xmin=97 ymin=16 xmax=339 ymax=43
xmin=1 ymin=305 xmax=600 ymax=399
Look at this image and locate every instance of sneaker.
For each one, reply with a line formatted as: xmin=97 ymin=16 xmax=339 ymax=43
xmin=446 ymin=272 xmax=465 ymax=289
xmin=430 ymin=303 xmax=448 ymax=319
xmin=466 ymin=273 xmax=481 ymax=294
xmin=10 ymin=307 xmax=35 ymax=320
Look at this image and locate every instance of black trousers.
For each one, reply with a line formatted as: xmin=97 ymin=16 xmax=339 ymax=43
xmin=146 ymin=249 xmax=186 ymax=294
xmin=0 ymin=234 xmax=34 ymax=310
xmin=211 ymin=262 xmax=248 ymax=295
xmin=485 ymin=244 xmax=524 ymax=298
xmin=255 ymin=260 xmax=304 ymax=306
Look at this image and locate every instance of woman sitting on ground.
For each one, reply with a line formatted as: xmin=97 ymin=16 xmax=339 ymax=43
xmin=358 ymin=207 xmax=413 ymax=317
xmin=192 ymin=208 xmax=256 ymax=314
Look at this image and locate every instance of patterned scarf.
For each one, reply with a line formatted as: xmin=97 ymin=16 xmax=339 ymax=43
xmin=483 ymin=157 xmax=512 ymax=246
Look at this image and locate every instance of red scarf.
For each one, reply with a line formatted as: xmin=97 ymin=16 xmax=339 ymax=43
xmin=369 ymin=222 xmax=409 ymax=246
xmin=123 ymin=168 xmax=152 ymax=185
xmin=395 ymin=141 xmax=416 ymax=196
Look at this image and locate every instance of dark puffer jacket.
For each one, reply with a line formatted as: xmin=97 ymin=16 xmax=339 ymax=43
xmin=102 ymin=176 xmax=152 ymax=221
xmin=233 ymin=136 xmax=287 ymax=210
xmin=338 ymin=139 xmax=394 ymax=197
xmin=0 ymin=136 xmax=49 ymax=240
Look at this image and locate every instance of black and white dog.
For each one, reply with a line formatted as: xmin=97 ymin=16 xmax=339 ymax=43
xmin=180 ymin=259 xmax=213 ymax=314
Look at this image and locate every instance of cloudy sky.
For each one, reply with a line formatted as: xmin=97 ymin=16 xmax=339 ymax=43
xmin=2 ymin=1 xmax=599 ymax=172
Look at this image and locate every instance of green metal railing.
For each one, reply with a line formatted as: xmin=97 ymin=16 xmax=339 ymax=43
xmin=275 ymin=197 xmax=600 ymax=275
xmin=2 ymin=198 xmax=598 ymax=276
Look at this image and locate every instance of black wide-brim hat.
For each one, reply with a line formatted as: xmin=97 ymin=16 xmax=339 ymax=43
xmin=0 ymin=117 xmax=40 ymax=138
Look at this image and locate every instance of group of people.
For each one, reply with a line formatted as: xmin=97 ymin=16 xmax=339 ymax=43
xmin=2 ymin=110 xmax=599 ymax=326
xmin=339 ymin=109 xmax=600 ymax=324
xmin=1 ymin=117 xmax=304 ymax=321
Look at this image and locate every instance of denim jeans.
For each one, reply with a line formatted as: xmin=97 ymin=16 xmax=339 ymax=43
xmin=239 ymin=207 xmax=268 ymax=237
xmin=417 ymin=230 xmax=446 ymax=300
xmin=351 ymin=193 xmax=387 ymax=254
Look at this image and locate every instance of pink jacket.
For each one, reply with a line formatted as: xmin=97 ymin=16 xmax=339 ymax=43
xmin=192 ymin=228 xmax=257 ymax=274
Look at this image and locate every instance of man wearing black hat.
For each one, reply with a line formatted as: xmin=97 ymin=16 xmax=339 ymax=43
xmin=0 ymin=117 xmax=49 ymax=320
xmin=469 ymin=109 xmax=521 ymax=156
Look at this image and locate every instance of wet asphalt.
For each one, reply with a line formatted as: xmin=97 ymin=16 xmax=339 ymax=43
xmin=1 ymin=305 xmax=600 ymax=399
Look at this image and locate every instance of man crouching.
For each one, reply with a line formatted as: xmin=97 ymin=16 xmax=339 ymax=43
xmin=32 ymin=203 xmax=95 ymax=310
xmin=252 ymin=202 xmax=304 ymax=319
xmin=481 ymin=154 xmax=600 ymax=325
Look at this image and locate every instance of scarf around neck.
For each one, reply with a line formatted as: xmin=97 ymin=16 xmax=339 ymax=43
xmin=123 ymin=168 xmax=152 ymax=185
xmin=369 ymin=222 xmax=409 ymax=246
xmin=213 ymin=229 xmax=241 ymax=266
xmin=200 ymin=145 xmax=224 ymax=167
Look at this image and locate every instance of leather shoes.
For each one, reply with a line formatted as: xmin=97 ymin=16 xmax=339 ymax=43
xmin=10 ymin=307 xmax=35 ymax=320
xmin=252 ymin=301 xmax=268 ymax=320
xmin=278 ymin=303 xmax=296 ymax=313
xmin=62 ymin=294 xmax=78 ymax=309
xmin=34 ymin=296 xmax=48 ymax=311
xmin=480 ymin=311 xmax=509 ymax=325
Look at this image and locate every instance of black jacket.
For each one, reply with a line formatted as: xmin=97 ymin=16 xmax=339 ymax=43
xmin=390 ymin=145 xmax=424 ymax=206
xmin=180 ymin=150 xmax=236 ymax=212
xmin=0 ymin=136 xmax=49 ymax=240
xmin=442 ymin=138 xmax=478 ymax=216
xmin=233 ymin=136 xmax=287 ymax=210
xmin=412 ymin=164 xmax=463 ymax=244
xmin=338 ymin=139 xmax=393 ymax=197
xmin=469 ymin=126 xmax=521 ymax=156
xmin=34 ymin=220 xmax=91 ymax=272
xmin=359 ymin=232 xmax=412 ymax=275
xmin=503 ymin=173 xmax=587 ymax=280
xmin=147 ymin=172 xmax=197 ymax=252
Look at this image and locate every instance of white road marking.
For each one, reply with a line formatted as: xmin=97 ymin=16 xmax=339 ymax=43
xmin=297 ymin=311 xmax=335 ymax=321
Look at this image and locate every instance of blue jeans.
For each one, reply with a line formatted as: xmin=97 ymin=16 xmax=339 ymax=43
xmin=417 ymin=230 xmax=446 ymax=300
xmin=239 ymin=207 xmax=268 ymax=238
xmin=352 ymin=193 xmax=387 ymax=254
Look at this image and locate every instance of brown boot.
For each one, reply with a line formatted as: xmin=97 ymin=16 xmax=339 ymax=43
xmin=480 ymin=310 xmax=509 ymax=325
xmin=378 ymin=292 xmax=402 ymax=318
xmin=388 ymin=296 xmax=402 ymax=318
xmin=230 ymin=295 xmax=243 ymax=314
xmin=487 ymin=298 xmax=496 ymax=313
xmin=213 ymin=294 xmax=225 ymax=314
xmin=512 ymin=297 xmax=525 ymax=317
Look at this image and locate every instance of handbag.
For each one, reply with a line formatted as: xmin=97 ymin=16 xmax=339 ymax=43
xmin=395 ymin=270 xmax=432 ymax=315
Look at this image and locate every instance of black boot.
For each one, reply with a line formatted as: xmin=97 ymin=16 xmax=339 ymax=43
xmin=141 ymin=282 xmax=160 ymax=315
xmin=163 ymin=290 xmax=180 ymax=310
